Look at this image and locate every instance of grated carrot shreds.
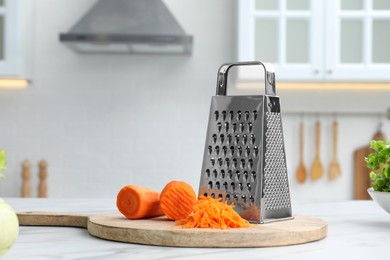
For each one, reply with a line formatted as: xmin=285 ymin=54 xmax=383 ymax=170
xmin=176 ymin=195 xmax=250 ymax=229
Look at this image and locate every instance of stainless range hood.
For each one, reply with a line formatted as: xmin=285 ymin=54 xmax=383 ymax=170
xmin=59 ymin=0 xmax=193 ymax=54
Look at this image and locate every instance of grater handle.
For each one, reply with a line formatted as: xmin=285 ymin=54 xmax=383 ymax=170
xmin=216 ymin=61 xmax=276 ymax=96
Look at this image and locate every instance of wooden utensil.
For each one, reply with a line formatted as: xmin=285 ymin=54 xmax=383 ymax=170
xmin=311 ymin=121 xmax=323 ymax=180
xmin=17 ymin=212 xmax=327 ymax=248
xmin=296 ymin=122 xmax=307 ymax=183
xmin=21 ymin=160 xmax=31 ymax=198
xmin=354 ymin=146 xmax=372 ymax=200
xmin=328 ymin=120 xmax=342 ymax=180
xmin=38 ymin=160 xmax=48 ymax=198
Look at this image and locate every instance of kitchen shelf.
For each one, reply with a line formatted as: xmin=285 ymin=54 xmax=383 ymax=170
xmin=282 ymin=109 xmax=390 ymax=119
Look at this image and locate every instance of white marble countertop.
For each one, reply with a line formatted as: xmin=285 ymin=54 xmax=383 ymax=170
xmin=2 ymin=198 xmax=390 ymax=260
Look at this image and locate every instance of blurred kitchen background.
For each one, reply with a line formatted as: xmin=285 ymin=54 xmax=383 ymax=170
xmin=0 ymin=0 xmax=389 ymax=202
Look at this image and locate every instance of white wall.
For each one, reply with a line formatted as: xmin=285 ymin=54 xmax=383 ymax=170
xmin=0 ymin=0 xmax=389 ymax=202
xmin=0 ymin=0 xmax=237 ymax=198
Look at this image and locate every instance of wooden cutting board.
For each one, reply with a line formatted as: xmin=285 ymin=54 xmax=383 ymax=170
xmin=353 ymin=131 xmax=386 ymax=200
xmin=354 ymin=145 xmax=372 ymax=200
xmin=17 ymin=212 xmax=327 ymax=248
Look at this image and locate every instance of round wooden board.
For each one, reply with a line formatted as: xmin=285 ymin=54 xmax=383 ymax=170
xmin=88 ymin=213 xmax=327 ymax=248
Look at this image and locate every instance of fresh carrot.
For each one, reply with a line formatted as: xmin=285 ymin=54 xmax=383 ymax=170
xmin=116 ymin=185 xmax=164 ymax=219
xmin=177 ymin=195 xmax=250 ymax=229
xmin=160 ymin=180 xmax=197 ymax=221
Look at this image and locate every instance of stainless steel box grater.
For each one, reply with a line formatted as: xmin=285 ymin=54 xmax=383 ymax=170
xmin=199 ymin=61 xmax=293 ymax=224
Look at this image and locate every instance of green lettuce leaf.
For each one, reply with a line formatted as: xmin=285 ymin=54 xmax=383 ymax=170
xmin=366 ymin=140 xmax=390 ymax=192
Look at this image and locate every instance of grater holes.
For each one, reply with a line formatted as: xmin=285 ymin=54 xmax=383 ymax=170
xmin=213 ymin=169 xmax=218 ymax=178
xmin=217 ymin=157 xmax=223 ymax=168
xmin=220 ymin=169 xmax=225 ymax=179
xmin=241 ymin=195 xmax=246 ymax=207
xmin=248 ymin=122 xmax=253 ymax=133
xmin=228 ymin=170 xmax=233 ymax=180
xmin=238 ymin=182 xmax=243 ymax=191
xmin=214 ymin=145 xmax=220 ymax=156
xmin=237 ymin=146 xmax=243 ymax=157
xmin=205 ymin=109 xmax=263 ymax=211
xmin=208 ymin=145 xmax=212 ymax=155
xmin=249 ymin=195 xmax=254 ymax=204
xmin=230 ymin=146 xmax=235 ymax=156
xmin=217 ymin=122 xmax=222 ymax=133
xmin=245 ymin=146 xmax=250 ymax=157
xmin=235 ymin=170 xmax=241 ymax=181
xmin=250 ymin=134 xmax=256 ymax=145
xmin=264 ymin=112 xmax=291 ymax=211
xmin=243 ymin=171 xmax=248 ymax=182
xmin=229 ymin=110 xmax=234 ymax=121
xmin=221 ymin=110 xmax=227 ymax=121
xmin=219 ymin=134 xmax=225 ymax=144
xmin=234 ymin=134 xmax=240 ymax=145
xmin=210 ymin=158 xmax=215 ymax=167
xmin=232 ymin=158 xmax=238 ymax=168
xmin=212 ymin=134 xmax=217 ymax=144
xmin=224 ymin=122 xmax=229 ymax=132
xmin=226 ymin=134 xmax=232 ymax=145
xmin=232 ymin=122 xmax=237 ymax=133
xmin=253 ymin=111 xmax=258 ymax=121
xmin=239 ymin=122 xmax=245 ymax=133
xmin=223 ymin=181 xmax=228 ymax=190
xmin=203 ymin=192 xmax=208 ymax=197
xmin=233 ymin=194 xmax=239 ymax=203
xmin=211 ymin=193 xmax=216 ymax=198
xmin=242 ymin=134 xmax=248 ymax=145
xmin=237 ymin=111 xmax=242 ymax=121
xmin=222 ymin=146 xmax=227 ymax=156
xmin=248 ymin=159 xmax=254 ymax=169
xmin=244 ymin=111 xmax=250 ymax=121
xmin=225 ymin=158 xmax=230 ymax=168
xmin=218 ymin=194 xmax=223 ymax=200
xmin=251 ymin=171 xmax=257 ymax=182
xmin=240 ymin=158 xmax=245 ymax=169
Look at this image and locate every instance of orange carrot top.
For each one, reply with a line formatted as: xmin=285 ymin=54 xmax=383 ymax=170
xmin=177 ymin=195 xmax=250 ymax=229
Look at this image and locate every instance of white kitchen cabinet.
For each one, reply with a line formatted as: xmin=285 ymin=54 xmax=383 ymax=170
xmin=0 ymin=0 xmax=20 ymax=76
xmin=238 ymin=0 xmax=390 ymax=81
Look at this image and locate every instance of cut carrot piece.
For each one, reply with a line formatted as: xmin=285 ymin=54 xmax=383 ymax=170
xmin=116 ymin=185 xmax=164 ymax=219
xmin=177 ymin=195 xmax=250 ymax=229
xmin=160 ymin=181 xmax=197 ymax=221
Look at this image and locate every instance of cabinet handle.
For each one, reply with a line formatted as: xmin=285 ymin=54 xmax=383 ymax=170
xmin=327 ymin=69 xmax=333 ymax=74
xmin=313 ymin=69 xmax=320 ymax=74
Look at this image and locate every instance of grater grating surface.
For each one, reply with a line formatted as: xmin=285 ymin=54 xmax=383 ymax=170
xmin=264 ymin=112 xmax=291 ymax=211
xmin=199 ymin=61 xmax=292 ymax=224
xmin=199 ymin=96 xmax=263 ymax=214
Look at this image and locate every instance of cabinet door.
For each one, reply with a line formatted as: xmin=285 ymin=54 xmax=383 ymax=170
xmin=0 ymin=0 xmax=19 ymax=76
xmin=326 ymin=0 xmax=390 ymax=81
xmin=238 ymin=0 xmax=324 ymax=81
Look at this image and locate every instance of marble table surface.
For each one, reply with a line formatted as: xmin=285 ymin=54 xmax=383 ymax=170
xmin=2 ymin=198 xmax=390 ymax=260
